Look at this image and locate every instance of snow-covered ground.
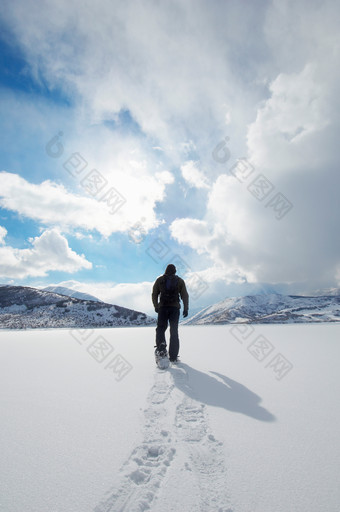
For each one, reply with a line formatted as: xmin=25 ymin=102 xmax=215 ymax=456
xmin=0 ymin=324 xmax=339 ymax=512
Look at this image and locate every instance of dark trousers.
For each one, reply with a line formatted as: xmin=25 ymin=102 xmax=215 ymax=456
xmin=155 ymin=306 xmax=180 ymax=360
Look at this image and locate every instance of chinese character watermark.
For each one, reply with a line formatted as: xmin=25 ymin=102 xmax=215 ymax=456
xmin=46 ymin=132 xmax=126 ymax=216
xmin=128 ymin=219 xmax=148 ymax=244
xmin=230 ymin=324 xmax=293 ymax=381
xmin=229 ymin=158 xmax=255 ymax=183
xmin=212 ymin=137 xmax=293 ymax=220
xmin=70 ymin=329 xmax=133 ymax=382
xmin=145 ymin=237 xmax=209 ymax=301
xmin=211 ymin=136 xmax=231 ymax=164
xmin=247 ymin=174 xmax=275 ymax=201
xmin=146 ymin=237 xmax=172 ymax=263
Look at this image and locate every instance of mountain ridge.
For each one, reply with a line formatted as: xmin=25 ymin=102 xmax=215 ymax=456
xmin=182 ymin=293 xmax=340 ymax=324
xmin=42 ymin=285 xmax=103 ymax=303
xmin=1 ymin=285 xmax=340 ymax=329
xmin=0 ymin=285 xmax=155 ymax=329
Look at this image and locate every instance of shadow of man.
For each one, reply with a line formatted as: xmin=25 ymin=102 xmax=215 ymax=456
xmin=169 ymin=363 xmax=276 ymax=422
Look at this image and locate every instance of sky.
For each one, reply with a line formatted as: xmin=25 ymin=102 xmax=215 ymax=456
xmin=0 ymin=0 xmax=339 ymax=315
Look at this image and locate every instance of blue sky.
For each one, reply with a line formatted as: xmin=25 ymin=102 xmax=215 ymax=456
xmin=1 ymin=0 xmax=340 ymax=315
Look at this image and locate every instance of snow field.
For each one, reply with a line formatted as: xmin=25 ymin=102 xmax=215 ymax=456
xmin=0 ymin=324 xmax=339 ymax=511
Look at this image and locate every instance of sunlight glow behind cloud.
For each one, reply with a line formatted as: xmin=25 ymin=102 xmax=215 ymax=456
xmin=1 ymin=0 xmax=339 ymax=302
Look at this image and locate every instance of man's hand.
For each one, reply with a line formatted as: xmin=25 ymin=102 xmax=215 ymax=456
xmin=155 ymin=307 xmax=159 ymax=313
xmin=183 ymin=310 xmax=188 ymax=318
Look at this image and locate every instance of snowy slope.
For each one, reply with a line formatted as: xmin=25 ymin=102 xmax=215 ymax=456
xmin=0 ymin=286 xmax=155 ymax=328
xmin=183 ymin=293 xmax=340 ymax=324
xmin=43 ymin=285 xmax=103 ymax=303
xmin=1 ymin=324 xmax=339 ymax=512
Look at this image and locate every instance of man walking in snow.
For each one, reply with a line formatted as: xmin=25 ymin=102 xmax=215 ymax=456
xmin=152 ymin=264 xmax=189 ymax=362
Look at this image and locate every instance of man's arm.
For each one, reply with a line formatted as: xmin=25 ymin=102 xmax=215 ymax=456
xmin=152 ymin=278 xmax=161 ymax=310
xmin=179 ymin=279 xmax=189 ymax=312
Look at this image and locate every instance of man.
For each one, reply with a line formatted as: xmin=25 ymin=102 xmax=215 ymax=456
xmin=152 ymin=264 xmax=189 ymax=362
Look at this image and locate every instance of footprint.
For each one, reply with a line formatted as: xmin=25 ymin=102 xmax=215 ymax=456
xmin=173 ymin=388 xmax=232 ymax=510
xmin=95 ymin=371 xmax=177 ymax=512
xmin=175 ymin=399 xmax=207 ymax=442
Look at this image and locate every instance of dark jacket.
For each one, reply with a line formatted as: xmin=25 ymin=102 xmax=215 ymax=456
xmin=152 ymin=274 xmax=189 ymax=311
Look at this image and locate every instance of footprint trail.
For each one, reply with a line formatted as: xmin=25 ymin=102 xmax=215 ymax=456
xmin=95 ymin=364 xmax=233 ymax=512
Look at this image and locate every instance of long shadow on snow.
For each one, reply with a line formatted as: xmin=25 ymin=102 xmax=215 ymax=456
xmin=169 ymin=363 xmax=276 ymax=422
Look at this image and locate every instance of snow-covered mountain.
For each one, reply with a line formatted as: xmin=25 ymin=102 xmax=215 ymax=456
xmin=0 ymin=285 xmax=155 ymax=329
xmin=42 ymin=285 xmax=103 ymax=303
xmin=183 ymin=293 xmax=340 ymax=324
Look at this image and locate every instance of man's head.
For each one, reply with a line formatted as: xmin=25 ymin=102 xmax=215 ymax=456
xmin=165 ymin=264 xmax=176 ymax=275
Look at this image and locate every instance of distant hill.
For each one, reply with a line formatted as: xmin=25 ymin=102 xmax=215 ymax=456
xmin=43 ymin=285 xmax=103 ymax=303
xmin=183 ymin=293 xmax=340 ymax=325
xmin=0 ymin=285 xmax=155 ymax=329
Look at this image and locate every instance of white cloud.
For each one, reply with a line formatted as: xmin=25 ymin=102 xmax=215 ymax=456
xmin=74 ymin=232 xmax=93 ymax=240
xmin=0 ymin=226 xmax=7 ymax=245
xmin=162 ymin=1 xmax=340 ymax=291
xmin=170 ymin=211 xmax=257 ymax=282
xmin=155 ymin=171 xmax=174 ymax=185
xmin=171 ymin=156 xmax=340 ymax=287
xmin=247 ymin=63 xmax=331 ymax=174
xmin=0 ymin=228 xmax=92 ymax=279
xmin=170 ymin=218 xmax=211 ymax=252
xmin=0 ymin=170 xmax=170 ymax=237
xmin=336 ymin=265 xmax=340 ymax=286
xmin=191 ymin=266 xmax=255 ymax=285
xmin=1 ymin=0 xmax=267 ymax=164
xmin=2 ymin=0 xmax=340 ymax=292
xmin=180 ymin=161 xmax=210 ymax=189
xmin=95 ymin=281 xmax=155 ymax=314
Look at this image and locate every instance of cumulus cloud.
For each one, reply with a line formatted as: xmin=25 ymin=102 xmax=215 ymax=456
xmin=170 ymin=211 xmax=257 ymax=283
xmin=0 ymin=170 xmax=170 ymax=237
xmin=1 ymin=0 xmax=269 ymax=164
xmin=170 ymin=218 xmax=212 ymax=253
xmin=0 ymin=228 xmax=92 ymax=279
xmin=0 ymin=226 xmax=7 ymax=245
xmin=1 ymin=0 xmax=340 ymax=292
xmin=247 ymin=63 xmax=332 ymax=174
xmin=155 ymin=171 xmax=174 ymax=185
xmin=163 ymin=0 xmax=340 ymax=291
xmin=172 ymin=151 xmax=340 ymax=289
xmin=180 ymin=161 xmax=209 ymax=189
